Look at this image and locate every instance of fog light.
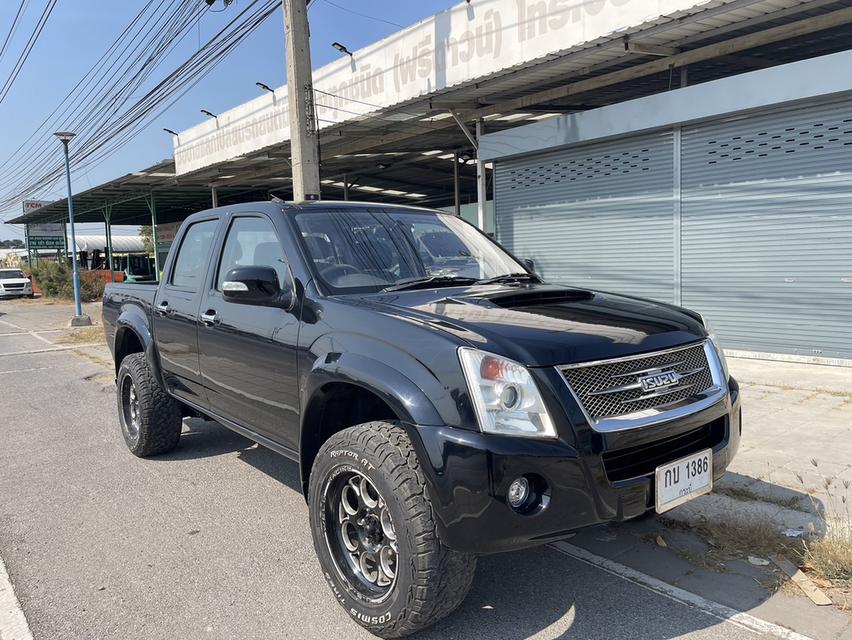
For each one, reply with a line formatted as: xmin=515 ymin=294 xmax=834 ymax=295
xmin=507 ymin=477 xmax=530 ymax=508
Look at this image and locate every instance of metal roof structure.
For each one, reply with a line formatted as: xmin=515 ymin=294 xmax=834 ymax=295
xmin=71 ymin=235 xmax=145 ymax=253
xmin=7 ymin=159 xmax=271 ymax=226
xmin=10 ymin=0 xmax=852 ymax=227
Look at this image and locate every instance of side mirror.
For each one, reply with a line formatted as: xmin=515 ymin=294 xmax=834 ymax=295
xmin=222 ymin=265 xmax=294 ymax=309
xmin=521 ymin=258 xmax=536 ymax=274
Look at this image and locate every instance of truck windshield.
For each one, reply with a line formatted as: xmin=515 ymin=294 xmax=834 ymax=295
xmin=0 ymin=270 xmax=25 ymax=279
xmin=294 ymin=208 xmax=526 ymax=293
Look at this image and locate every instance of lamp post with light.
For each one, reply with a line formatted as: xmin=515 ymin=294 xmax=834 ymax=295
xmin=54 ymin=131 xmax=91 ymax=326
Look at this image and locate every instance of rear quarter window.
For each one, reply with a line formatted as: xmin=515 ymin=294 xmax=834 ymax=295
xmin=170 ymin=220 xmax=218 ymax=290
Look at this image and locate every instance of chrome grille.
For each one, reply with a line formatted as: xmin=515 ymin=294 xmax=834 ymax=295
xmin=561 ymin=343 xmax=714 ymax=421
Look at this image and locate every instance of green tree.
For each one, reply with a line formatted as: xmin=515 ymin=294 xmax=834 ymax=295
xmin=139 ymin=225 xmax=154 ymax=256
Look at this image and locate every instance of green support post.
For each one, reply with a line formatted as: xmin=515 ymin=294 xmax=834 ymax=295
xmin=146 ymin=192 xmax=160 ymax=278
xmin=103 ymin=205 xmax=114 ymax=282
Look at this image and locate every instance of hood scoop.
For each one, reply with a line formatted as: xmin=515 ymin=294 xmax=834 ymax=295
xmin=479 ymin=288 xmax=594 ymax=309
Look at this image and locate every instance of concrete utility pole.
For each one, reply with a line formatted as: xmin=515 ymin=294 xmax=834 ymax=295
xmin=283 ymin=0 xmax=321 ymax=202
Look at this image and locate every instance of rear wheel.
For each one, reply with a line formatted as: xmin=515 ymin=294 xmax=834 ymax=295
xmin=309 ymin=422 xmax=476 ymax=638
xmin=117 ymin=353 xmax=182 ymax=456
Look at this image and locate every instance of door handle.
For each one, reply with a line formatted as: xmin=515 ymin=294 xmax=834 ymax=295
xmin=155 ymin=301 xmax=171 ymax=316
xmin=200 ymin=311 xmax=218 ymax=326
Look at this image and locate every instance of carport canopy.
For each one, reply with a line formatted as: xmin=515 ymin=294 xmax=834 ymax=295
xmin=9 ymin=0 xmax=852 ymax=231
xmin=6 ymin=159 xmax=271 ymax=227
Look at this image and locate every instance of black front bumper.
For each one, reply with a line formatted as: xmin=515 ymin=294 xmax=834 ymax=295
xmin=409 ymin=379 xmax=741 ymax=554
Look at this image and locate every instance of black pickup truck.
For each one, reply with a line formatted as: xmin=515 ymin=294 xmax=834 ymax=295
xmin=103 ymin=201 xmax=741 ymax=637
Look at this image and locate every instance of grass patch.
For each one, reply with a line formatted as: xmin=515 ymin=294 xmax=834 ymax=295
xmin=659 ymin=514 xmax=801 ymax=561
xmin=714 ymin=485 xmax=804 ymax=512
xmin=804 ymin=533 xmax=852 ymax=587
xmin=701 ymin=518 xmax=802 ymax=560
xmin=55 ymin=326 xmax=104 ymax=345
xmin=672 ymin=462 xmax=852 ymax=603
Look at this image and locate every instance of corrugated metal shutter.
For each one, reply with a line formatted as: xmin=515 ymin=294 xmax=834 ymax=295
xmin=495 ymin=131 xmax=676 ymax=303
xmin=681 ymin=100 xmax=852 ymax=359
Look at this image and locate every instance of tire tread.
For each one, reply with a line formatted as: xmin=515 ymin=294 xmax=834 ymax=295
xmin=311 ymin=421 xmax=476 ymax=638
xmin=118 ymin=353 xmax=182 ymax=457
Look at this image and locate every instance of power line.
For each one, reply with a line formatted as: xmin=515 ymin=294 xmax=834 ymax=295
xmin=0 ymin=0 xmax=173 ymax=183
xmin=313 ymin=88 xmax=448 ymax=136
xmin=0 ymin=0 xmax=281 ymax=209
xmin=321 ymin=0 xmax=403 ymax=29
xmin=0 ymin=0 xmax=58 ymax=104
xmin=0 ymin=0 xmax=31 ymax=63
xmin=0 ymin=1 xmax=205 ymax=192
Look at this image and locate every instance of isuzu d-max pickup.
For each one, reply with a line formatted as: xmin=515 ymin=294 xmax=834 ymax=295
xmin=103 ymin=201 xmax=741 ymax=637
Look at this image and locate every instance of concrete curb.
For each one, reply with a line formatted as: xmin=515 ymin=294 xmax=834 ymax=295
xmin=0 ymin=554 xmax=33 ymax=640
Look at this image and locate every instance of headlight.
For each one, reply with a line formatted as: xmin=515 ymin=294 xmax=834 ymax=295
xmin=458 ymin=348 xmax=556 ymax=438
xmin=701 ymin=316 xmax=730 ymax=382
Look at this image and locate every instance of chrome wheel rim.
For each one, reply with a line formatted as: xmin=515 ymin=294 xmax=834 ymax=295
xmin=324 ymin=470 xmax=398 ymax=601
xmin=120 ymin=375 xmax=140 ymax=440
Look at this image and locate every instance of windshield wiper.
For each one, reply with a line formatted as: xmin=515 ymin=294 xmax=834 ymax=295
xmin=476 ymin=272 xmax=541 ymax=285
xmin=380 ymin=275 xmax=479 ymax=293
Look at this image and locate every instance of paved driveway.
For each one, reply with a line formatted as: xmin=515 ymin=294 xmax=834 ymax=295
xmin=0 ymin=299 xmax=848 ymax=640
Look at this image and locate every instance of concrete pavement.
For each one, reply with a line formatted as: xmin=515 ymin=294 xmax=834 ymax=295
xmin=1 ymin=298 xmax=850 ymax=639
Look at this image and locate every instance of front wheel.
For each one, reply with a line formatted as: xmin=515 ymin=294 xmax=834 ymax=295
xmin=116 ymin=353 xmax=182 ymax=456
xmin=309 ymin=422 xmax=476 ymax=638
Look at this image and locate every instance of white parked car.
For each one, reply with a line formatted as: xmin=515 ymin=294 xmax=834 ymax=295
xmin=0 ymin=268 xmax=34 ymax=299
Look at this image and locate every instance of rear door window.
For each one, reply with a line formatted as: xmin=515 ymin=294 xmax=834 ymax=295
xmin=170 ymin=220 xmax=218 ymax=290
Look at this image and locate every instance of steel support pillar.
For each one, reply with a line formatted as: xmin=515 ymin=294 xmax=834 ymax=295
xmin=453 ymin=152 xmax=461 ymax=216
xmin=146 ymin=192 xmax=160 ymax=278
xmin=476 ymin=119 xmax=487 ymax=230
xmin=25 ymin=224 xmax=32 ymax=268
xmin=62 ymin=221 xmax=69 ymax=264
xmin=103 ymin=205 xmax=115 ymax=282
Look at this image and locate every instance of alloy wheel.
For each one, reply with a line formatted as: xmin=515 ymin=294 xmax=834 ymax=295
xmin=324 ymin=470 xmax=398 ymax=601
xmin=121 ymin=374 xmax=140 ymax=440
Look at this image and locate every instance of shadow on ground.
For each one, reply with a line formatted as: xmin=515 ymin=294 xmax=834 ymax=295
xmin=156 ymin=418 xmax=302 ymax=492
xmin=143 ymin=418 xmax=849 ymax=639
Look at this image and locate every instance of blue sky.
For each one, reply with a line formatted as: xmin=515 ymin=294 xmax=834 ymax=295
xmin=0 ymin=0 xmax=455 ymax=239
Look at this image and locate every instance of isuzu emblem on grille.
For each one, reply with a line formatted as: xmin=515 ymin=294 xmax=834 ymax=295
xmin=638 ymin=370 xmax=682 ymax=392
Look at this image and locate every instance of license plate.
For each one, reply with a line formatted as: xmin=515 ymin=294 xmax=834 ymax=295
xmin=655 ymin=448 xmax=713 ymax=513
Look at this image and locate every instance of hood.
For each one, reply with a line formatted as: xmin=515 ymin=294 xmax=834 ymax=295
xmin=350 ymin=283 xmax=706 ymax=367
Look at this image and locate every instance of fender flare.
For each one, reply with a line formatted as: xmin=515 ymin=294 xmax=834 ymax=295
xmin=299 ymin=352 xmax=444 ymax=492
xmin=302 ymin=351 xmax=444 ymax=428
xmin=114 ymin=307 xmax=165 ymax=388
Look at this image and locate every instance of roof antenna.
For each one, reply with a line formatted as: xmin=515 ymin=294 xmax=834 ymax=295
xmin=270 ymin=194 xmax=285 ymax=203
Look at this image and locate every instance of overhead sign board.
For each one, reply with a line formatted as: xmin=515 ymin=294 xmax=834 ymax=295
xmin=26 ymin=217 xmax=65 ymax=250
xmin=173 ymin=0 xmax=706 ymax=175
xmin=23 ymin=199 xmax=51 ymax=213
xmin=155 ymin=222 xmax=181 ymax=245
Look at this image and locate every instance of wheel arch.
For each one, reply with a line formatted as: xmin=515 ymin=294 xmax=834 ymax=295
xmin=113 ymin=308 xmax=165 ymax=388
xmin=299 ymin=353 xmax=443 ymax=496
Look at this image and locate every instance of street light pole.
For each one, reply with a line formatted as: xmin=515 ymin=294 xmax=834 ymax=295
xmin=54 ymin=131 xmax=91 ymax=327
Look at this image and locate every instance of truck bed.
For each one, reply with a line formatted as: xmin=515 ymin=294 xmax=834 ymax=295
xmin=102 ymin=282 xmax=159 ymax=360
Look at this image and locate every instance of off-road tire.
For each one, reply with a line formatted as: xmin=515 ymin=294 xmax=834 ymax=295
xmin=309 ymin=421 xmax=476 ymax=638
xmin=116 ymin=353 xmax=182 ymax=457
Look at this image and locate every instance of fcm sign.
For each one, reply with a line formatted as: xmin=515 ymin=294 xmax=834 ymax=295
xmin=24 ymin=201 xmax=65 ymax=250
